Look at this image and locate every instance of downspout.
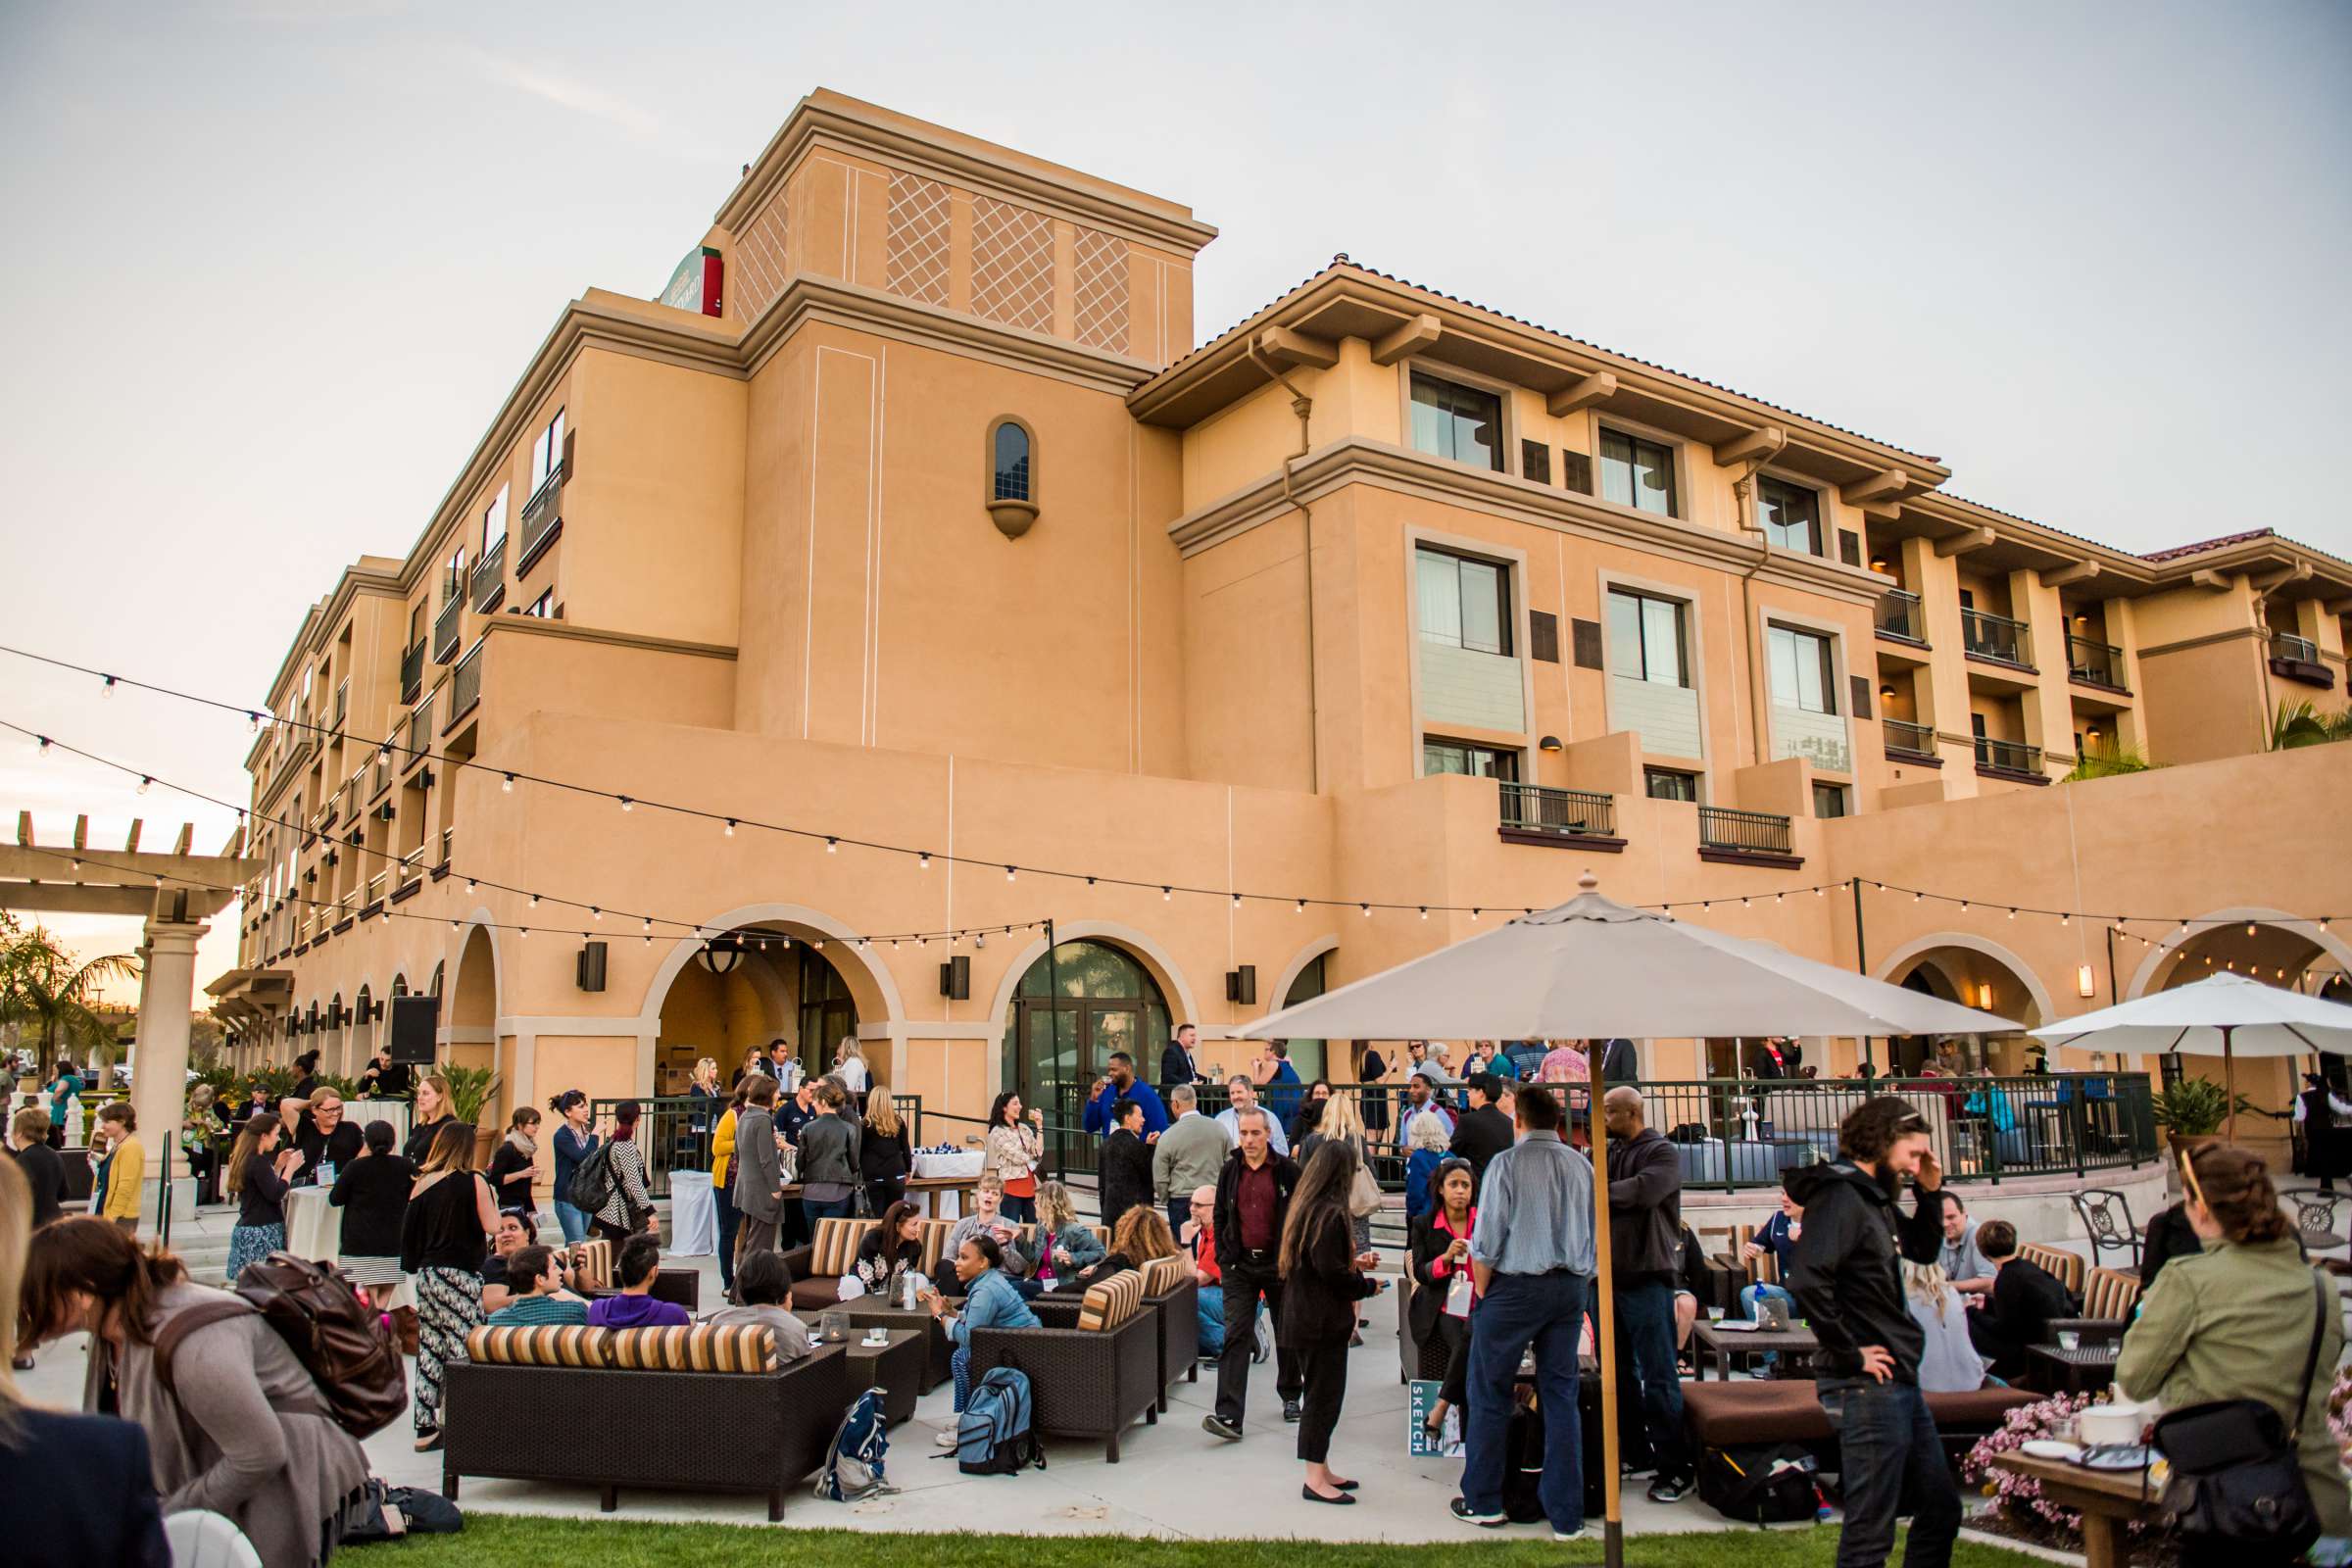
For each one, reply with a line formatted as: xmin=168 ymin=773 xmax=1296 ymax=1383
xmin=1731 ymin=434 xmax=1787 ymax=768
xmin=1248 ymin=342 xmax=1320 ymax=793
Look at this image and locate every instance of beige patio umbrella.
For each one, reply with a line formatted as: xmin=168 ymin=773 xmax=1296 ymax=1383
xmin=2030 ymin=971 xmax=2352 ymax=1137
xmin=1240 ymin=872 xmax=2015 ymax=1566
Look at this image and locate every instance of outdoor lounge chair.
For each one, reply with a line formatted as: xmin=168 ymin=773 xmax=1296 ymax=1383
xmin=1026 ymin=1252 xmax=1200 ymax=1410
xmin=966 ymin=1269 xmax=1159 ymax=1461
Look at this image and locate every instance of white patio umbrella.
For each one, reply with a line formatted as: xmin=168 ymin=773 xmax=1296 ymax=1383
xmin=1237 ymin=872 xmax=2015 ymax=1567
xmin=2030 ymin=971 xmax=2352 ymax=1136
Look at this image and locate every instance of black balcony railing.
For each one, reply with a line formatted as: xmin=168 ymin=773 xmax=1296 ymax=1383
xmin=433 ymin=588 xmax=463 ymax=664
xmin=1884 ymin=717 xmax=1937 ymax=758
xmin=2067 ymin=636 xmax=2124 ymax=688
xmin=2272 ymin=631 xmax=2320 ymax=664
xmin=519 ymin=473 xmax=563 ymax=565
xmin=330 ymin=678 xmax=348 ymax=731
xmin=1697 ymin=805 xmax=1793 ymax=857
xmin=447 ymin=641 xmax=483 ymax=728
xmin=469 ymin=537 xmax=507 ymax=612
xmin=1974 ymin=735 xmax=2041 ymax=775
xmin=1875 ymin=588 xmax=1926 ymax=644
xmin=1499 ymin=782 xmax=1616 ymax=839
xmin=406 ymin=691 xmax=434 ymax=760
xmin=399 ymin=639 xmax=424 ymax=703
xmin=1962 ymin=608 xmax=2034 ymax=668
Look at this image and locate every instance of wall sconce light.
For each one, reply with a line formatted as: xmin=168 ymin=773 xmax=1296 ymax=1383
xmin=1538 ymin=735 xmax=1563 ymax=753
xmin=2077 ymin=963 xmax=2096 ymax=999
xmin=1879 ymin=684 xmax=1895 ymax=702
xmin=1868 ymin=557 xmax=1889 ymax=572
xmin=1975 ymin=981 xmax=1994 ymax=1009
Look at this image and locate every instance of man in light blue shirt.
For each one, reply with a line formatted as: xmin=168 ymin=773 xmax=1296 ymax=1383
xmin=1215 ymin=1074 xmax=1290 ymax=1156
xmin=1452 ymin=1083 xmax=1596 ymax=1541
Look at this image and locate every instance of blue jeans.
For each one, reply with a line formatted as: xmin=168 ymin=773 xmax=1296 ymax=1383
xmin=801 ymin=1196 xmax=855 ymax=1233
xmin=1000 ymin=1194 xmax=1036 ymax=1226
xmin=1196 ymin=1283 xmax=1227 ymax=1356
xmin=1613 ymin=1280 xmax=1690 ymax=1480
xmin=1817 ymin=1377 xmax=1961 ymax=1568
xmin=554 ymin=1200 xmax=588 ymax=1246
xmin=951 ymin=1344 xmax=974 ymax=1411
xmin=1463 ymin=1270 xmax=1590 ymax=1535
xmin=711 ymin=1182 xmax=740 ymax=1292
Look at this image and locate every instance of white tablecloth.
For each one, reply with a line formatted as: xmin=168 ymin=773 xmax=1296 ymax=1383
xmin=282 ymin=1186 xmax=414 ymax=1309
xmin=667 ymin=1171 xmax=716 ymax=1256
xmin=911 ymin=1150 xmax=985 ymax=1180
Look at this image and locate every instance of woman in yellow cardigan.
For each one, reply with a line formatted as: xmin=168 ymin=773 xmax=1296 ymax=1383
xmin=96 ymin=1102 xmax=145 ymax=1234
xmin=710 ymin=1081 xmax=747 ymax=1298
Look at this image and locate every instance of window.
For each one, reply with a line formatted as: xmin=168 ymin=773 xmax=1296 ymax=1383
xmin=1606 ymin=588 xmax=1690 ymax=687
xmin=1599 ymin=428 xmax=1677 ymax=516
xmin=523 ymin=590 xmax=554 ymax=619
xmin=1767 ymin=624 xmax=1837 ymax=714
xmin=1644 ymin=767 xmax=1698 ymax=802
xmin=530 ymin=408 xmax=566 ymax=492
xmin=1409 ymin=372 xmax=1504 ymax=471
xmin=482 ymin=485 xmax=508 ymax=552
xmin=409 ymin=602 xmax=425 ymax=645
xmin=991 ymin=419 xmax=1032 ymax=502
xmin=1424 ymin=737 xmax=1520 ymax=782
xmin=1758 ymin=477 xmax=1822 ymax=555
xmin=445 ymin=545 xmax=466 ymax=594
xmin=1812 ymin=782 xmax=1848 ymax=818
xmin=1519 ymin=439 xmax=1551 ymax=484
xmin=1416 ymin=547 xmax=1512 ymax=656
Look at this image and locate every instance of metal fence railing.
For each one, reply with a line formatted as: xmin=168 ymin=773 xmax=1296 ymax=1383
xmin=1875 ymin=588 xmax=1925 ymax=643
xmin=1698 ymin=805 xmax=1794 ymax=856
xmin=1884 ymin=717 xmax=1937 ymax=759
xmin=1962 ymin=608 xmax=2034 ymax=668
xmin=1499 ymin=782 xmax=1616 ymax=838
xmin=591 ymin=1091 xmax=922 ymax=1199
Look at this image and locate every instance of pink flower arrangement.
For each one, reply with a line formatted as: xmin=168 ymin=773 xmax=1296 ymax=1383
xmin=1961 ymin=1392 xmax=2095 ymax=1532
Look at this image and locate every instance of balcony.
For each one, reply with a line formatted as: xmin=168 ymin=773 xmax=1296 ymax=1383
xmin=518 ymin=473 xmax=564 ymax=572
xmin=1884 ymin=718 xmax=1939 ymax=760
xmin=433 ymin=583 xmax=463 ymax=664
xmin=1497 ymin=783 xmax=1623 ymax=850
xmin=330 ymin=678 xmax=349 ymax=732
xmin=435 ymin=825 xmax=455 ymax=873
xmin=368 ymin=755 xmax=390 ymax=802
xmin=2270 ymin=632 xmax=2334 ymax=689
xmin=446 ymin=640 xmax=484 ymax=731
xmin=1874 ymin=588 xmax=1927 ymax=646
xmin=405 ymin=691 xmax=435 ymax=763
xmin=2067 ymin=636 xmax=2127 ymax=692
xmin=1973 ymin=736 xmax=2048 ymax=783
xmin=399 ymin=639 xmax=424 ymax=704
xmin=1961 ymin=609 xmax=2034 ymax=670
xmin=1697 ymin=806 xmax=1799 ymax=866
xmin=470 ymin=537 xmax=508 ymax=612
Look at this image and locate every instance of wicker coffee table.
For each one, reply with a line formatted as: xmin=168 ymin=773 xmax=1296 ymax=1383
xmin=843 ymin=1327 xmax=926 ymax=1425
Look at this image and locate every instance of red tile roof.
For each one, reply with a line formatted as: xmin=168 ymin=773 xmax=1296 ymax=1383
xmin=2140 ymin=528 xmax=2276 ymax=563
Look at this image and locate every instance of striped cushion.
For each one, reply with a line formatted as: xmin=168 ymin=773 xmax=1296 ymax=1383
xmin=1138 ymin=1253 xmax=1189 ymax=1297
xmin=2020 ymin=1243 xmax=2084 ymax=1297
xmin=919 ymin=1220 xmax=957 ymax=1276
xmin=606 ymin=1324 xmax=779 ymax=1373
xmin=2082 ymin=1265 xmax=2138 ymax=1320
xmin=466 ymin=1324 xmax=612 ymax=1368
xmin=810 ymin=1218 xmax=878 ymax=1276
xmin=1076 ymin=1269 xmax=1145 ymax=1332
xmin=567 ymin=1240 xmax=614 ymax=1291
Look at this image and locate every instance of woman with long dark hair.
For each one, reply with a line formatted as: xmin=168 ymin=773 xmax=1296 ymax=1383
xmin=1409 ymin=1155 xmax=1479 ymax=1438
xmin=399 ymin=1119 xmax=497 ymax=1452
xmin=484 ymin=1104 xmax=544 ymax=1234
xmin=591 ymin=1100 xmax=654 ymax=1242
xmin=852 ymin=1200 xmax=929 ymax=1303
xmin=1278 ymin=1140 xmax=1384 ymax=1504
xmin=23 ymin=1213 xmax=368 ymax=1567
xmin=222 ymin=1110 xmax=301 ymax=1281
xmin=548 ymin=1088 xmax=599 ymax=1246
xmin=981 ymin=1090 xmax=1045 ymax=1225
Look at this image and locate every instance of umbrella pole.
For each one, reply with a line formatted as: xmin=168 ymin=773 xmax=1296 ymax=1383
xmin=1590 ymin=1075 xmax=1622 ymax=1568
xmin=2225 ymin=1026 xmax=2235 ymax=1142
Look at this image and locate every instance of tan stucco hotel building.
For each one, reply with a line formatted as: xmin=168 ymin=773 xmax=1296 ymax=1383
xmin=213 ymin=90 xmax=2352 ymax=1139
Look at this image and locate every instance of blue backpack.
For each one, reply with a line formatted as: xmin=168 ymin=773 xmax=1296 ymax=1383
xmin=816 ymin=1390 xmax=893 ymax=1501
xmin=956 ymin=1366 xmax=1046 ymax=1475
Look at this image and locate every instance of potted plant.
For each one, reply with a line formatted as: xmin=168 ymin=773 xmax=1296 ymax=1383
xmin=441 ymin=1064 xmax=503 ymax=1164
xmin=2150 ymin=1076 xmax=2250 ymax=1157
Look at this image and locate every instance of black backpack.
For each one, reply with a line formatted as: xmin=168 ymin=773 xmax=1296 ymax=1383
xmin=1696 ymin=1442 xmax=1820 ymax=1524
xmin=566 ymin=1138 xmax=618 ymax=1214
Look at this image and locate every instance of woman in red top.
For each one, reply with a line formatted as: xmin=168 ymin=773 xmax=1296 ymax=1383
xmin=1408 ymin=1156 xmax=1480 ymax=1437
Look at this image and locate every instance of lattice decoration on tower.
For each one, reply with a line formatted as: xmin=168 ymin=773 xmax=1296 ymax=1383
xmin=729 ymin=189 xmax=791 ymax=324
xmin=1070 ymin=226 xmax=1130 ymax=352
xmin=884 ymin=173 xmax=953 ymax=308
xmin=970 ymin=197 xmax=1054 ymax=335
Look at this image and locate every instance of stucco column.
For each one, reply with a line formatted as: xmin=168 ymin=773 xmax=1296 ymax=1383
xmin=128 ymin=918 xmax=207 ymax=1222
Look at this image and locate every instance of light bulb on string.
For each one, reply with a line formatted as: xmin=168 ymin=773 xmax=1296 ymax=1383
xmin=137 ymin=776 xmax=151 ymax=796
xmin=1005 ymin=866 xmax=1017 ymax=882
xmin=1296 ymin=899 xmax=1305 ymax=912
xmin=102 ymin=675 xmax=116 ymax=699
xmin=917 ymin=852 xmax=929 ymax=868
xmin=618 ymin=798 xmax=632 ymax=812
xmin=724 ymin=819 xmax=736 ymax=837
xmin=528 ymin=895 xmax=539 ymax=907
xmin=826 ymin=838 xmax=838 ymax=854
xmin=1359 ymin=904 xmax=1371 ymax=918
xmin=1162 ymin=887 xmax=1171 ymax=902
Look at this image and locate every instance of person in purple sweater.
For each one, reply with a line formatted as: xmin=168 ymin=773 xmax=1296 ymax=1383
xmin=585 ymin=1234 xmax=691 ymax=1329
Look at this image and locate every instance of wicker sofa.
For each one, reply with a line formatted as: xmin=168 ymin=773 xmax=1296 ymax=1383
xmin=1025 ymin=1253 xmax=1200 ymax=1412
xmin=441 ymin=1323 xmax=848 ymax=1519
xmin=966 ymin=1270 xmax=1161 ymax=1461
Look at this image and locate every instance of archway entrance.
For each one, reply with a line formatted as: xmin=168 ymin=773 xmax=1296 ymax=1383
xmin=649 ymin=926 xmax=860 ymax=1095
xmin=1001 ymin=939 xmax=1170 ymax=1108
xmin=1884 ymin=945 xmax=2044 ymax=1075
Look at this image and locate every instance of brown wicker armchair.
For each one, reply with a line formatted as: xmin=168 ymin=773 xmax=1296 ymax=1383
xmin=966 ymin=1271 xmax=1161 ymax=1461
xmin=1026 ymin=1253 xmax=1200 ymax=1411
xmin=441 ymin=1327 xmax=848 ymax=1520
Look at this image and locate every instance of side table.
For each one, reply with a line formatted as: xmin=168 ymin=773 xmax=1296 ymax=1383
xmin=842 ymin=1327 xmax=925 ymax=1426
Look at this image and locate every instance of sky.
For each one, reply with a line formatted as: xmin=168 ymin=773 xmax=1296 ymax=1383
xmin=1 ymin=0 xmax=2347 ymax=1004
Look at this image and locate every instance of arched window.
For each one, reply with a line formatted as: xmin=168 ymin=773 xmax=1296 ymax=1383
xmin=1000 ymin=940 xmax=1169 ymax=1104
xmin=990 ymin=418 xmax=1033 ymax=503
xmin=429 ymin=961 xmax=445 ymax=997
xmin=390 ymin=974 xmax=409 ymax=998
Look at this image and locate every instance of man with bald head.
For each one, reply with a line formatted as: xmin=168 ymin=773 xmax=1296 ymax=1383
xmin=1603 ymin=1086 xmax=1692 ymax=1502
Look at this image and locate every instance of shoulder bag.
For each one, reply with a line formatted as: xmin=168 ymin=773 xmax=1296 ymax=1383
xmin=2149 ymin=1272 xmax=2329 ymax=1555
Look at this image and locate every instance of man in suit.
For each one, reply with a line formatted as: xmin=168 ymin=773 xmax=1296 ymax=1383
xmin=1596 ymin=1038 xmax=1640 ymax=1085
xmin=1159 ymin=1022 xmax=1205 ymax=1095
xmin=1447 ymin=1073 xmax=1514 ymax=1187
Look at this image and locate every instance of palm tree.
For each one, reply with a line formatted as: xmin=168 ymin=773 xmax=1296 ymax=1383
xmin=0 ymin=917 xmax=142 ymax=1081
xmin=2269 ymin=699 xmax=2352 ymax=751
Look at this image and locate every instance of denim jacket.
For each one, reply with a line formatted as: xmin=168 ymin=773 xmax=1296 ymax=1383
xmin=949 ymin=1267 xmax=1040 ymax=1346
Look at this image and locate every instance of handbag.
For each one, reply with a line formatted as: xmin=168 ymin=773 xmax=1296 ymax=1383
xmin=2150 ymin=1273 xmax=2329 ymax=1553
xmin=1348 ymin=1159 xmax=1384 ymax=1219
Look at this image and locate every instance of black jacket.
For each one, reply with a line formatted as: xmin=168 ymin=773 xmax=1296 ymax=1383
xmin=403 ymin=1113 xmax=453 ymax=1168
xmin=1605 ymin=1126 xmax=1684 ymax=1282
xmin=11 ymin=1140 xmax=65 ymax=1227
xmin=861 ymin=1121 xmax=911 ymax=1184
xmin=1971 ymin=1257 xmax=2077 ymax=1380
xmin=1158 ymin=1040 xmax=1200 ymax=1092
xmin=0 ymin=1408 xmax=166 ymax=1568
xmin=1407 ymin=1208 xmax=1477 ymax=1343
xmin=294 ymin=1118 xmax=363 ymax=1186
xmin=1597 ymin=1039 xmax=1639 ymax=1084
xmin=1786 ymin=1160 xmax=1950 ymax=1381
xmin=1276 ymin=1203 xmax=1379 ymax=1349
xmin=2140 ymin=1201 xmax=2202 ymax=1290
xmin=1099 ymin=1128 xmax=1154 ymax=1229
xmin=328 ymin=1152 xmax=415 ymax=1256
xmin=1448 ymin=1104 xmax=1514 ymax=1187
xmin=1213 ymin=1149 xmax=1300 ymax=1273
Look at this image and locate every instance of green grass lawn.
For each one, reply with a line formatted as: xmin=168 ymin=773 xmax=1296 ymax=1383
xmin=354 ymin=1515 xmax=2053 ymax=1566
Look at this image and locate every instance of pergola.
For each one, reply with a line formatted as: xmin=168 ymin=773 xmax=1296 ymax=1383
xmin=2 ymin=812 xmax=262 ymax=1220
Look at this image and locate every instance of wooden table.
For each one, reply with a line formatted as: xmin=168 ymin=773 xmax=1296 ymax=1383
xmin=841 ymin=1327 xmax=926 ymax=1425
xmin=902 ymin=1174 xmax=976 ymax=1219
xmin=1989 ymin=1451 xmax=2159 ymax=1568
xmin=2027 ymin=1342 xmax=2120 ymax=1395
xmin=1690 ymin=1319 xmax=1818 ymax=1381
